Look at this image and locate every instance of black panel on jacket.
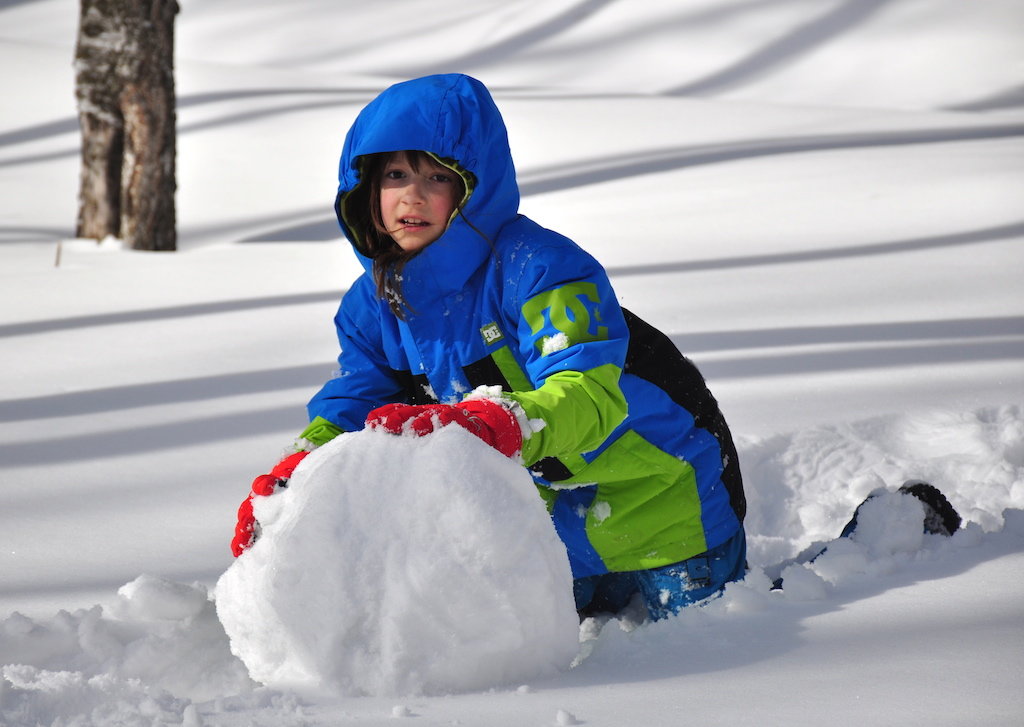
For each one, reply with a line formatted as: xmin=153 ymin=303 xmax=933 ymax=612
xmin=621 ymin=308 xmax=746 ymax=522
xmin=462 ymin=356 xmax=511 ymax=393
xmin=392 ymin=369 xmax=437 ymax=405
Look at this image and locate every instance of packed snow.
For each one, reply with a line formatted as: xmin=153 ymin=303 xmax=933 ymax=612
xmin=216 ymin=427 xmax=579 ymax=697
xmin=2 ymin=0 xmax=1023 ymax=725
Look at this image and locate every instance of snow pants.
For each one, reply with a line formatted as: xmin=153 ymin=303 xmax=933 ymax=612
xmin=573 ymin=525 xmax=747 ymax=621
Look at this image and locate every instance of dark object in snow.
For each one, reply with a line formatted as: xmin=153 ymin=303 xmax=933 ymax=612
xmin=769 ymin=480 xmax=962 ymax=590
xmin=900 ymin=480 xmax=962 ymax=536
xmin=840 ymin=480 xmax=962 ymax=539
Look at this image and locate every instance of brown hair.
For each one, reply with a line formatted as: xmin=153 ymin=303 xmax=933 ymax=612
xmin=342 ymin=150 xmax=469 ymax=318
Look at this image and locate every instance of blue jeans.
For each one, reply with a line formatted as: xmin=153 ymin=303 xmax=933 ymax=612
xmin=573 ymin=526 xmax=747 ymax=621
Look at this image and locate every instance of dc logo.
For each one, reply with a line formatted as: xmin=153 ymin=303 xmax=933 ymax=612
xmin=522 ymin=282 xmax=608 ymax=355
xmin=480 ymin=322 xmax=504 ymax=345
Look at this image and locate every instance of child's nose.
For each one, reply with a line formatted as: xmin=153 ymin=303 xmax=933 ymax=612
xmin=402 ymin=179 xmax=426 ymax=202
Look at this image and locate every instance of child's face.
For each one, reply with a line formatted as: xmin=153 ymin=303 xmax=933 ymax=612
xmin=380 ymin=152 xmax=462 ymax=252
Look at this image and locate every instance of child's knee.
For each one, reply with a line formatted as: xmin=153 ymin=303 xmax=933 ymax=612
xmin=638 ymin=527 xmax=747 ymax=620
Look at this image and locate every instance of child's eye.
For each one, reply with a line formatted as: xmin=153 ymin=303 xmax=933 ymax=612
xmin=384 ymin=169 xmax=406 ymax=180
xmin=430 ymin=173 xmax=454 ymax=184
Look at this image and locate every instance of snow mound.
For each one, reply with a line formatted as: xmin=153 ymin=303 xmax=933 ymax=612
xmin=1 ymin=665 xmax=187 ymax=727
xmin=741 ymin=405 xmax=1024 ymax=567
xmin=0 ymin=574 xmax=251 ymax=726
xmin=215 ymin=427 xmax=579 ymax=696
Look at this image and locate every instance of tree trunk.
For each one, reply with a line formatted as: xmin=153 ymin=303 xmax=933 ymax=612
xmin=75 ymin=0 xmax=178 ymax=251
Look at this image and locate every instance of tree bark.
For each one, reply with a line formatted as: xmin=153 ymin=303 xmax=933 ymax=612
xmin=75 ymin=0 xmax=178 ymax=251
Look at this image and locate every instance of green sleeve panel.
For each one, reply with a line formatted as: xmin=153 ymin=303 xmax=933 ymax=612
xmin=506 ymin=362 xmax=626 ymax=466
xmin=557 ymin=429 xmax=709 ymax=570
xmin=297 ymin=416 xmax=345 ymax=449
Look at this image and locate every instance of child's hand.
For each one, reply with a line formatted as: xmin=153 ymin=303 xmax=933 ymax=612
xmin=231 ymin=450 xmax=309 ymax=557
xmin=365 ymin=400 xmax=522 ymax=458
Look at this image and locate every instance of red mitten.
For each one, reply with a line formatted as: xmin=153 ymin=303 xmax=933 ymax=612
xmin=365 ymin=399 xmax=522 ymax=458
xmin=231 ymin=450 xmax=309 ymax=557
xmin=366 ymin=403 xmax=452 ymax=436
xmin=456 ymin=399 xmax=523 ymax=458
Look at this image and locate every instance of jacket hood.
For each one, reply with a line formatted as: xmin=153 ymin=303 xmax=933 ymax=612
xmin=334 ymin=74 xmax=520 ymax=303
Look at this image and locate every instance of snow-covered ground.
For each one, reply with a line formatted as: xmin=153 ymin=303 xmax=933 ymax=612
xmin=1 ymin=1 xmax=1022 ymax=724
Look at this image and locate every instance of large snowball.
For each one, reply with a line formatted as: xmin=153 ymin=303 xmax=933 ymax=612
xmin=215 ymin=427 xmax=579 ymax=696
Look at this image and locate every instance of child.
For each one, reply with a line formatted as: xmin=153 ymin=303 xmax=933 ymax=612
xmin=231 ymin=73 xmax=748 ymax=622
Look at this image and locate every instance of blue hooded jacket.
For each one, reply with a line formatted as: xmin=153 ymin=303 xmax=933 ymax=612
xmin=308 ymin=74 xmax=744 ymax=578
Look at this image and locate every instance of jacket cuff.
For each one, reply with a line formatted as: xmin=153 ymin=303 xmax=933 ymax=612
xmin=296 ymin=416 xmax=345 ymax=450
xmin=463 ymin=385 xmax=544 ymax=459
